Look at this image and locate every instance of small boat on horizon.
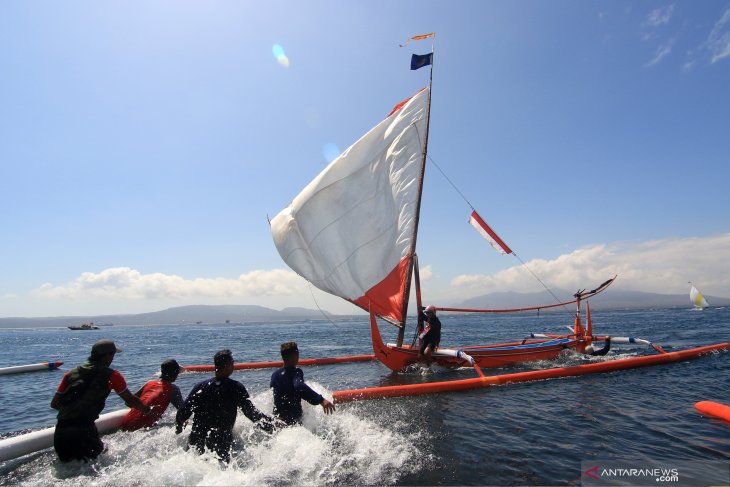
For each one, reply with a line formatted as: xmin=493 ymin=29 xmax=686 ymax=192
xmin=68 ymin=323 xmax=99 ymax=330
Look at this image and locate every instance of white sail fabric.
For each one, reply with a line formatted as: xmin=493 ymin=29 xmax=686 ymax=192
xmin=271 ymin=87 xmax=430 ymax=324
xmin=690 ymin=285 xmax=709 ymax=309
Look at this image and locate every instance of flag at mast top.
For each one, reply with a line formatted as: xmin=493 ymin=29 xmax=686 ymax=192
xmin=399 ymin=32 xmax=435 ymax=47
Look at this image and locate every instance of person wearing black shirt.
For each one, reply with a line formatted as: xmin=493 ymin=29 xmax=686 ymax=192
xmin=176 ymin=349 xmax=275 ymax=462
xmin=585 ymin=337 xmax=612 ymax=356
xmin=418 ymin=305 xmax=442 ymax=366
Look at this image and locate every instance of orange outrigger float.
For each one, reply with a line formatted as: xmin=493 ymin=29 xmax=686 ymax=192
xmin=335 ymin=340 xmax=729 ymax=403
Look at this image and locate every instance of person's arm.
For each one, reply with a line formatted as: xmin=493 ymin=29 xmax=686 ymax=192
xmin=293 ymin=370 xmax=335 ymax=414
xmin=175 ymin=382 xmax=201 ymax=433
xmin=118 ymin=389 xmax=153 ymax=415
xmin=292 ymin=370 xmax=323 ymax=405
xmin=170 ymin=384 xmax=183 ymax=410
xmin=109 ymin=371 xmax=151 ymax=414
xmin=236 ymin=383 xmax=275 ymax=433
xmin=50 ymin=372 xmax=71 ymax=410
xmin=320 ymin=398 xmax=336 ymax=414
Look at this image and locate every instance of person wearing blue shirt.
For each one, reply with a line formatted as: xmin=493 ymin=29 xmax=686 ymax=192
xmin=270 ymin=342 xmax=335 ymax=425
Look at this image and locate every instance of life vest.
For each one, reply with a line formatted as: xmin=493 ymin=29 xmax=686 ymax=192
xmin=121 ymin=380 xmax=173 ymax=431
xmin=56 ymin=363 xmax=114 ymax=423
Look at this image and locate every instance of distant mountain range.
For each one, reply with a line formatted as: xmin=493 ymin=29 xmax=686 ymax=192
xmin=457 ymin=289 xmax=730 ymax=311
xmin=0 ymin=305 xmax=334 ymax=328
xmin=1 ymin=290 xmax=728 ymax=328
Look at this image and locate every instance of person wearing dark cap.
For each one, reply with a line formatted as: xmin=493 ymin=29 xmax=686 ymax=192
xmin=121 ymin=359 xmax=183 ymax=432
xmin=50 ymin=339 xmax=152 ymax=462
xmin=175 ymin=349 xmax=275 ymax=462
xmin=270 ymin=342 xmax=335 ymax=426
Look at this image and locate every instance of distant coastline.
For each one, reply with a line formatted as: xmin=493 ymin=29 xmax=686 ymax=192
xmin=2 ymin=290 xmax=729 ymax=329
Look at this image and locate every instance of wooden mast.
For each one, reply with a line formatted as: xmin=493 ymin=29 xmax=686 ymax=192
xmin=397 ymin=35 xmax=435 ymax=346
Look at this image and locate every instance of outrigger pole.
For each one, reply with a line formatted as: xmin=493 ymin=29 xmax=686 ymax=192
xmin=333 ymin=342 xmax=730 ymax=403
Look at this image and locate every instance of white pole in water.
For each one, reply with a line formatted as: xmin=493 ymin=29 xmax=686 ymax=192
xmin=0 ymin=362 xmax=63 ymax=376
xmin=0 ymin=409 xmax=129 ymax=463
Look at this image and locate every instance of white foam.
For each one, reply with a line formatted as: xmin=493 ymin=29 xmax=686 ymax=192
xmin=7 ymin=384 xmax=423 ymax=486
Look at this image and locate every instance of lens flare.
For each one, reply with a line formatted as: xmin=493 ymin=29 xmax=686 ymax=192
xmin=272 ymin=44 xmax=290 ymax=68
xmin=323 ymin=143 xmax=341 ymax=163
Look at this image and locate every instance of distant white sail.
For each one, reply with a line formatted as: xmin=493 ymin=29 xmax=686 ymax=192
xmin=689 ymin=285 xmax=709 ymax=309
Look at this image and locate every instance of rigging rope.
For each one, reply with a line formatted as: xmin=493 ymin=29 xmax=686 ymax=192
xmin=427 ymin=154 xmax=568 ymax=310
xmin=307 ymin=281 xmax=339 ymax=326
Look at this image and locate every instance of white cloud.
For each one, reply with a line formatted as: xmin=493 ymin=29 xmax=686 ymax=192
xmin=645 ymin=5 xmax=674 ymax=27
xmin=646 ymin=38 xmax=674 ymax=66
xmin=684 ymin=7 xmax=730 ymax=68
xmin=419 ymin=265 xmax=433 ymax=281
xmin=12 ymin=234 xmax=730 ymax=317
xmin=450 ymin=234 xmax=730 ymax=299
xmin=33 ymin=267 xmax=307 ymax=301
xmin=707 ymin=7 xmax=730 ymax=63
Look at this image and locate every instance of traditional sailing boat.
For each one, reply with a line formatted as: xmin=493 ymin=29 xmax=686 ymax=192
xmin=270 ymin=37 xmax=619 ymax=371
xmin=689 ymin=284 xmax=709 ymax=310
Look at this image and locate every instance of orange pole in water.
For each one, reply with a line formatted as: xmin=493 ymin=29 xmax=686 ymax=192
xmin=183 ymin=354 xmax=375 ymax=372
xmin=333 ymin=343 xmax=729 ymax=403
xmin=695 ymin=401 xmax=730 ymax=422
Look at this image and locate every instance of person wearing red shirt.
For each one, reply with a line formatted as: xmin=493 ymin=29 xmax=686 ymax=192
xmin=121 ymin=359 xmax=183 ymax=431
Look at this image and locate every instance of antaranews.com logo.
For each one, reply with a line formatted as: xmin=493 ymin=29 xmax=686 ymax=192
xmin=580 ymin=460 xmax=728 ymax=486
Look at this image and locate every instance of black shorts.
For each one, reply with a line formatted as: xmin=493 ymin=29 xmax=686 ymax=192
xmin=189 ymin=427 xmax=234 ymax=462
xmin=54 ymin=421 xmax=104 ymax=462
xmin=419 ymin=337 xmax=439 ymax=355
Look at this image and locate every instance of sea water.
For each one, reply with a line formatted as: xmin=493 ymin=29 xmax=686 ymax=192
xmin=0 ymin=308 xmax=728 ymax=486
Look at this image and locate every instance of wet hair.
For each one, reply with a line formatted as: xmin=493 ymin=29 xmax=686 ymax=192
xmin=280 ymin=342 xmax=299 ymax=359
xmin=160 ymin=359 xmax=181 ymax=380
xmin=213 ymin=349 xmax=234 ymax=369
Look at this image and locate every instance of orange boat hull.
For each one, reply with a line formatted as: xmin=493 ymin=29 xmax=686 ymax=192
xmin=379 ymin=340 xmax=579 ymax=371
xmin=371 ymin=309 xmax=579 ymax=371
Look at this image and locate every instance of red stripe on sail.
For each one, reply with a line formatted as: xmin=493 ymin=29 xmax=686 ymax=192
xmin=387 ymin=87 xmax=427 ymax=117
xmin=469 ymin=210 xmax=512 ymax=255
xmin=353 ymin=256 xmax=410 ymax=324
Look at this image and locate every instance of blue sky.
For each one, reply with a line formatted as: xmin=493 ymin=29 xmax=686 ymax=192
xmin=1 ymin=1 xmax=729 ymax=317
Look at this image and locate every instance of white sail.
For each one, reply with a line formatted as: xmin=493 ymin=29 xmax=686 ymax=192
xmin=689 ymin=285 xmax=709 ymax=309
xmin=271 ymin=87 xmax=430 ymax=325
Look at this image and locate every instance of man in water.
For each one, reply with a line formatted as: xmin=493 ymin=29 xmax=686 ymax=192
xmin=585 ymin=336 xmax=612 ymax=356
xmin=175 ymin=349 xmax=275 ymax=462
xmin=270 ymin=342 xmax=335 ymax=425
xmin=50 ymin=339 xmax=152 ymax=462
xmin=121 ymin=359 xmax=183 ymax=431
xmin=418 ymin=305 xmax=442 ymax=366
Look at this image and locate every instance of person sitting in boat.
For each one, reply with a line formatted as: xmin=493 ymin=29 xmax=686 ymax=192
xmin=585 ymin=336 xmax=611 ymax=356
xmin=121 ymin=359 xmax=183 ymax=432
xmin=175 ymin=349 xmax=275 ymax=462
xmin=418 ymin=305 xmax=442 ymax=366
xmin=270 ymin=342 xmax=335 ymax=426
xmin=50 ymin=339 xmax=152 ymax=462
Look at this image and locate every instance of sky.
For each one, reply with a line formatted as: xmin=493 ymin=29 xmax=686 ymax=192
xmin=1 ymin=1 xmax=729 ymax=318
